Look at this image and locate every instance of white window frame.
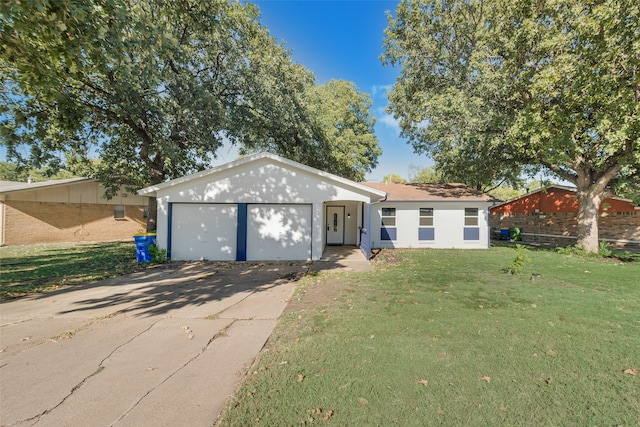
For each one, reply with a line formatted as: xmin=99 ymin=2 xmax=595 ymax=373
xmin=419 ymin=208 xmax=434 ymax=226
xmin=464 ymin=208 xmax=478 ymax=226
xmin=381 ymin=207 xmax=396 ymax=227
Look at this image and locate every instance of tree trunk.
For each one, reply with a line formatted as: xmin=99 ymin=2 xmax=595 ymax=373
xmin=146 ymin=196 xmax=157 ymax=232
xmin=575 ymin=189 xmax=601 ymax=252
xmin=571 ymin=163 xmax=622 ymax=253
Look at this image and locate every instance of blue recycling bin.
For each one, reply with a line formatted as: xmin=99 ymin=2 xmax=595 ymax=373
xmin=134 ymin=233 xmax=157 ymax=262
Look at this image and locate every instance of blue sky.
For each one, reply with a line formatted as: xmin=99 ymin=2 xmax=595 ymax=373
xmin=220 ymin=0 xmax=432 ymax=181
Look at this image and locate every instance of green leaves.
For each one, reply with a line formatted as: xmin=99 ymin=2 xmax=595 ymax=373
xmin=241 ymin=78 xmax=381 ymax=181
xmin=1 ymin=0 xmax=381 ymax=215
xmin=382 ymin=0 xmax=639 ymax=250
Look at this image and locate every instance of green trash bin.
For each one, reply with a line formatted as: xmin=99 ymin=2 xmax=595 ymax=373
xmin=134 ymin=233 xmax=157 ymax=262
xmin=508 ymin=227 xmax=521 ymax=242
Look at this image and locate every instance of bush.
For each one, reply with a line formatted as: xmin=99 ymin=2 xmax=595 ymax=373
xmin=148 ymin=244 xmax=168 ymax=263
xmin=598 ymin=240 xmax=613 ymax=257
xmin=557 ymin=242 xmax=613 ymax=258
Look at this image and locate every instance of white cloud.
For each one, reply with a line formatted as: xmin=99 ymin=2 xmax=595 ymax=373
xmin=370 ymin=84 xmax=393 ymax=98
xmin=374 ymin=106 xmax=400 ymax=131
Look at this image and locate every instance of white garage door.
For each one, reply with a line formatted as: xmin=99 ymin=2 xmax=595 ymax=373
xmin=246 ymin=204 xmax=312 ymax=261
xmin=171 ymin=204 xmax=237 ymax=261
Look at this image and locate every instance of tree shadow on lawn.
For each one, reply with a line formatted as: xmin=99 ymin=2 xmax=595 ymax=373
xmin=0 ymin=242 xmax=138 ymax=300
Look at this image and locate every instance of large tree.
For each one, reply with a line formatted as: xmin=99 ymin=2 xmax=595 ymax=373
xmin=1 ymin=0 xmax=380 ymax=231
xmin=2 ymin=0 xmax=289 ymax=230
xmin=383 ymin=0 xmax=640 ymax=252
xmin=240 ymin=79 xmax=382 ymax=181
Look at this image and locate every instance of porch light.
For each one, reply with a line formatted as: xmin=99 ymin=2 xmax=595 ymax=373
xmin=347 ymin=213 xmax=351 ymax=218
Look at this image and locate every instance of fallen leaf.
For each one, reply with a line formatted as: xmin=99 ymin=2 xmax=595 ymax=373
xmin=322 ymin=410 xmax=333 ymax=421
xmin=279 ymin=361 xmax=288 ymax=365
xmin=358 ymin=397 xmax=369 ymax=406
xmin=417 ymin=379 xmax=429 ymax=386
xmin=297 ymin=373 xmax=305 ymax=382
xmin=623 ymin=368 xmax=638 ymax=375
xmin=480 ymin=375 xmax=491 ymax=382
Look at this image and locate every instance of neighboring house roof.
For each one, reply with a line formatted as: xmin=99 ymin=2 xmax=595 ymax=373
xmin=0 ymin=177 xmax=93 ymax=195
xmin=490 ymin=185 xmax=638 ymax=214
xmin=138 ymin=152 xmax=388 ymax=200
xmin=361 ymin=182 xmax=495 ymax=202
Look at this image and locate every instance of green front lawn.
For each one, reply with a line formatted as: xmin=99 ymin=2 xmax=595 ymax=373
xmin=217 ymin=247 xmax=640 ymax=426
xmin=0 ymin=241 xmax=139 ymax=300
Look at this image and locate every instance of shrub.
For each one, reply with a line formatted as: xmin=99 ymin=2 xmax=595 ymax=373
xmin=148 ymin=244 xmax=168 ymax=263
xmin=598 ymin=240 xmax=613 ymax=257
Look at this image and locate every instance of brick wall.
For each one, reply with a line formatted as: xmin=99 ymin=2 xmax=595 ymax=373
xmin=3 ymin=200 xmax=147 ymax=245
xmin=490 ymin=211 xmax=640 ymax=248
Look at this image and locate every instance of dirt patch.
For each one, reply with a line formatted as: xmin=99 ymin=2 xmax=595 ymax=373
xmin=370 ymin=248 xmax=403 ymax=265
xmin=287 ymin=276 xmax=350 ymax=312
xmin=262 ymin=273 xmax=355 ymax=352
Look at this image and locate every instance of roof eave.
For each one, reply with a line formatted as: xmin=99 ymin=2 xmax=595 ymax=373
xmin=0 ymin=177 xmax=94 ymax=194
xmin=137 ymin=152 xmax=388 ymax=200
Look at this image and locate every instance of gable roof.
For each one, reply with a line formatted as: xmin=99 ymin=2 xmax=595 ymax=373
xmin=137 ymin=152 xmax=387 ymax=200
xmin=0 ymin=177 xmax=93 ymax=195
xmin=361 ymin=182 xmax=495 ymax=202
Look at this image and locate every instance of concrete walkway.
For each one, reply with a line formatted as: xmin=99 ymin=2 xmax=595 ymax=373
xmin=317 ymin=245 xmax=373 ymax=272
xmin=0 ymin=250 xmax=372 ymax=427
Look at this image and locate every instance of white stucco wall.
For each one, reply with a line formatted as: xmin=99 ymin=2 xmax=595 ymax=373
xmin=369 ymin=201 xmax=491 ymax=249
xmin=151 ymin=157 xmax=383 ymax=260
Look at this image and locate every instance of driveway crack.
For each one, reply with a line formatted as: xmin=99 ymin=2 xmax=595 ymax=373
xmin=22 ymin=320 xmax=162 ymax=426
xmin=111 ymin=319 xmax=237 ymax=426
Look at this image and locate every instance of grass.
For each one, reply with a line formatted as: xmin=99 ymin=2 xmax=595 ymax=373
xmin=217 ymin=247 xmax=640 ymax=426
xmin=0 ymin=241 xmax=140 ymax=300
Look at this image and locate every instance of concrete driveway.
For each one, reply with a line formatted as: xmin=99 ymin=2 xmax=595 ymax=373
xmin=0 ymin=262 xmax=308 ymax=427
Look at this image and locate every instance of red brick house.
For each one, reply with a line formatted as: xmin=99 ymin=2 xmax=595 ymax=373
xmin=0 ymin=178 xmax=148 ymax=246
xmin=490 ymin=185 xmax=640 ymax=248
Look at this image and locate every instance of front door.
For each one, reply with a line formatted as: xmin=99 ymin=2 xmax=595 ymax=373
xmin=326 ymin=206 xmax=345 ymax=245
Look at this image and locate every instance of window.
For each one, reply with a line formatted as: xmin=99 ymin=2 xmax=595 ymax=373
xmin=464 ymin=208 xmax=478 ymax=226
xmin=381 ymin=207 xmax=396 ymax=240
xmin=418 ymin=207 xmax=435 ymax=241
xmin=419 ymin=208 xmax=434 ymax=226
xmin=464 ymin=207 xmax=480 ymax=241
xmin=114 ymin=205 xmax=125 ymax=219
xmin=381 ymin=208 xmax=396 ymax=226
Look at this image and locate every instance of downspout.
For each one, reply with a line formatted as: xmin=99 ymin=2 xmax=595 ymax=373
xmin=363 ymin=193 xmax=388 ymax=259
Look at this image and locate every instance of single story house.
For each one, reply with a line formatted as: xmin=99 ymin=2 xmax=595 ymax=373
xmin=361 ymin=182 xmax=495 ymax=251
xmin=490 ymin=185 xmax=640 ymax=248
xmin=138 ymin=153 xmax=494 ymax=261
xmin=0 ymin=178 xmax=148 ymax=246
